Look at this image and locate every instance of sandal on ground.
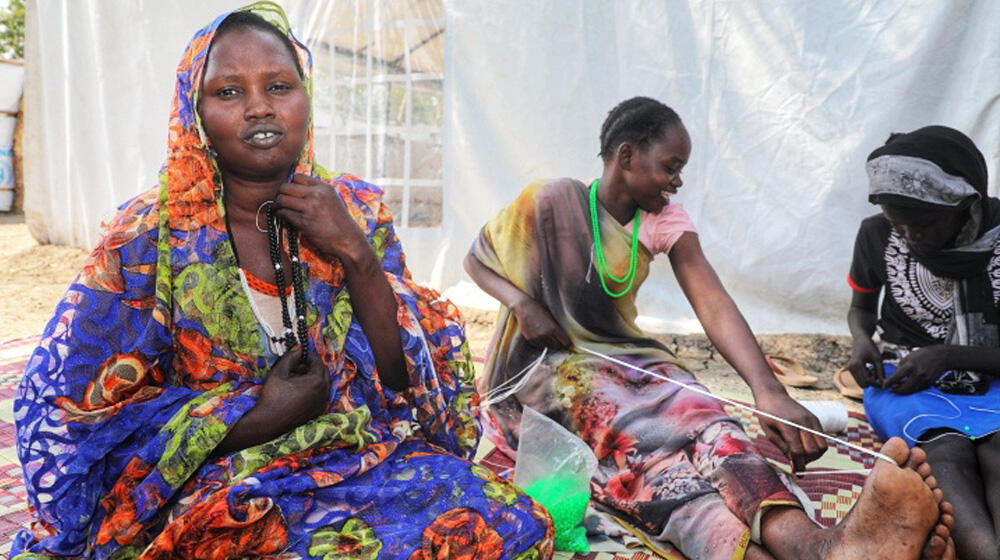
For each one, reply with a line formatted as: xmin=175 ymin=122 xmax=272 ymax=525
xmin=833 ymin=368 xmax=864 ymax=401
xmin=765 ymin=355 xmax=819 ymax=388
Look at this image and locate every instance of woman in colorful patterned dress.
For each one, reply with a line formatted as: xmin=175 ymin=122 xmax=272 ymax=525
xmin=465 ymin=96 xmax=954 ymax=560
xmin=847 ymin=126 xmax=1000 ymax=560
xmin=11 ymin=4 xmax=552 ymax=559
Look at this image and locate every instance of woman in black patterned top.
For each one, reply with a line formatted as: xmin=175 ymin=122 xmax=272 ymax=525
xmin=847 ymin=125 xmax=1000 ymax=560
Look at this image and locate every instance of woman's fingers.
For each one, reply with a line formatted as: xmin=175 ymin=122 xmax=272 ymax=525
xmin=278 ymin=182 xmax=312 ymax=199
xmin=784 ymin=427 xmax=808 ymax=473
xmin=278 ymin=176 xmax=342 ymax=211
xmin=851 ymin=342 xmax=884 ymax=386
xmin=801 ymin=419 xmax=828 ymax=463
xmin=291 ymin=172 xmax=317 ymax=185
xmin=869 ymin=352 xmax=885 ymax=384
xmin=762 ymin=422 xmax=789 ymax=458
xmin=275 ymin=191 xmax=311 ymax=213
xmin=847 ymin=362 xmax=871 ymax=387
xmin=787 ymin=405 xmax=828 ymax=466
xmin=893 ymin=371 xmax=927 ymax=395
xmin=886 ymin=361 xmax=933 ymax=394
xmin=884 ymin=362 xmax=909 ymax=388
xmin=268 ymin=346 xmax=302 ymax=378
xmin=275 ymin=207 xmax=305 ymax=229
xmin=307 ymin=354 xmax=331 ymax=389
xmin=783 ymin=421 xmax=827 ymax=472
xmin=895 ymin=384 xmax=917 ymax=395
xmin=278 ymin=174 xmax=329 ymax=200
xmin=281 ymin=173 xmax=324 ymax=192
xmin=764 ymin=420 xmax=807 ymax=473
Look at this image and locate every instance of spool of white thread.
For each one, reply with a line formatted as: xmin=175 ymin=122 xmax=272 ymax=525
xmin=798 ymin=400 xmax=849 ymax=434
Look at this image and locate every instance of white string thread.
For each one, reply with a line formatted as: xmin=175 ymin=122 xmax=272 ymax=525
xmin=481 ymin=348 xmax=548 ymax=408
xmin=765 ymin=458 xmax=872 ymax=477
xmin=794 ymin=469 xmax=873 ymax=475
xmin=902 ymin=391 xmax=1000 ymax=445
xmin=578 ymin=346 xmax=897 ymax=468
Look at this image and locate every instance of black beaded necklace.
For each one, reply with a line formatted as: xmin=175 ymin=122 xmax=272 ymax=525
xmin=264 ymin=202 xmax=309 ymax=370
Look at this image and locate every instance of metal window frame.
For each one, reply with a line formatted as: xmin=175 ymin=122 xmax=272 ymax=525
xmin=316 ymin=1 xmax=444 ymax=228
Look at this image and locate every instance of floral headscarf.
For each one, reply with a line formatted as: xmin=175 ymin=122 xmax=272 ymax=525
xmin=12 ymin=3 xmax=500 ymax=558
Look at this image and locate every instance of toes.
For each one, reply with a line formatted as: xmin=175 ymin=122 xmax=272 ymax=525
xmin=933 ymin=537 xmax=956 ymax=560
xmin=922 ymin=534 xmax=946 ymax=560
xmin=907 ymin=444 xmax=928 ymax=469
xmin=917 ymin=461 xmax=932 ymax=479
xmin=940 ymin=501 xmax=954 ymax=517
xmin=880 ymin=437 xmax=910 ymax=466
xmin=924 ymin=475 xmax=937 ymax=492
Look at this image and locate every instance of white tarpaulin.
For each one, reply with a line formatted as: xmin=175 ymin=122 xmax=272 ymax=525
xmin=23 ymin=0 xmax=1000 ymax=334
xmin=22 ymin=0 xmax=251 ymax=245
xmin=441 ymin=0 xmax=1000 ymax=333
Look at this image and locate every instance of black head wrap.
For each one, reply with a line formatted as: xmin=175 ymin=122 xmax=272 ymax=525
xmin=865 ymin=125 xmax=999 ymax=279
xmin=869 ymin=126 xmax=987 ymax=196
xmin=866 ymin=125 xmax=987 ymax=212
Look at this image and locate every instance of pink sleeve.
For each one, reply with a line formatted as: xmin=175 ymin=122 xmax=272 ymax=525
xmin=636 ymin=202 xmax=697 ymax=255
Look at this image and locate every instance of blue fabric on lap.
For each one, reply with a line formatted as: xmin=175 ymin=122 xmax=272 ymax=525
xmin=864 ymin=374 xmax=1000 ymax=446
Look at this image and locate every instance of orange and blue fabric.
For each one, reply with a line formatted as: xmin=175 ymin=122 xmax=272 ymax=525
xmin=11 ymin=3 xmax=552 ymax=559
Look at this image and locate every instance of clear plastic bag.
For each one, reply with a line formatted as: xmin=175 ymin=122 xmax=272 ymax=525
xmin=514 ymin=407 xmax=598 ymax=554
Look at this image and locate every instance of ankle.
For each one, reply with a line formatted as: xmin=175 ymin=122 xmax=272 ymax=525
xmin=759 ymin=505 xmax=824 ymax=559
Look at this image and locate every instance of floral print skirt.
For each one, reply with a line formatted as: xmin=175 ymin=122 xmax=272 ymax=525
xmin=484 ymin=352 xmax=800 ymax=560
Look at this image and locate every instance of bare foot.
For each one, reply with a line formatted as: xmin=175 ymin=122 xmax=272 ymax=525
xmin=902 ymin=444 xmax=955 ymax=560
xmin=824 ymin=437 xmax=940 ymax=560
xmin=760 ymin=438 xmax=949 ymax=560
xmin=920 ymin=486 xmax=955 ymax=559
xmin=769 ymin=438 xmax=932 ymax=560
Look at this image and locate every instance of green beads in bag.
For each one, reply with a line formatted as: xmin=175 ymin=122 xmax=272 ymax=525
xmin=523 ymin=474 xmax=591 ymax=553
xmin=514 ymin=407 xmax=598 ymax=554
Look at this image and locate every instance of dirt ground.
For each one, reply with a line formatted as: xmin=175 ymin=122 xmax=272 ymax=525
xmin=0 ymin=213 xmax=90 ymax=340
xmin=0 ymin=212 xmax=862 ymax=412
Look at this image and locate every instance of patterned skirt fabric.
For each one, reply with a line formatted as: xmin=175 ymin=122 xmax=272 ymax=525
xmin=4 ymin=336 xmax=885 ymax=560
xmin=480 ymin=400 xmax=888 ymax=560
xmin=258 ymin=438 xmax=553 ymax=560
xmin=5 ymin=336 xmax=552 ymax=560
xmin=485 ymin=353 xmax=800 ymax=560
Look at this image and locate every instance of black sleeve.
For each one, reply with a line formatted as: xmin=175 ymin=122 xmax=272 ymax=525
xmin=848 ymin=214 xmax=890 ymax=294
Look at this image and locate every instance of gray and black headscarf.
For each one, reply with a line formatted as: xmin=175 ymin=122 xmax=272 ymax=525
xmin=867 ymin=125 xmax=1000 ymax=278
xmin=867 ymin=126 xmax=1000 ymax=392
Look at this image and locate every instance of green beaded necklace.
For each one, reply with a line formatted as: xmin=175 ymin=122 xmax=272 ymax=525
xmin=588 ymin=179 xmax=640 ymax=298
